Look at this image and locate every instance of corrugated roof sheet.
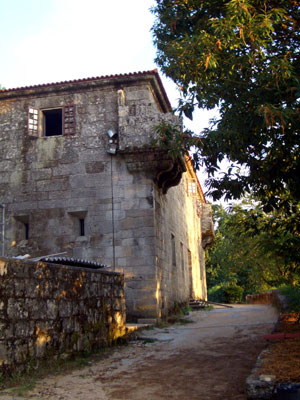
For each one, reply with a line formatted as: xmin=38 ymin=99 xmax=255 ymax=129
xmin=42 ymin=256 xmax=110 ymax=270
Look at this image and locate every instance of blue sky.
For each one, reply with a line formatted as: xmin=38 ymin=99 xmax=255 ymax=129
xmin=0 ymin=0 xmax=158 ymax=88
xmin=0 ymin=0 xmax=217 ymax=190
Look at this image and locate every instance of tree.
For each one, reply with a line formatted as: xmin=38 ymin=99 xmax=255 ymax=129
xmin=152 ymin=0 xmax=300 ymax=212
xmin=206 ymin=201 xmax=300 ymax=299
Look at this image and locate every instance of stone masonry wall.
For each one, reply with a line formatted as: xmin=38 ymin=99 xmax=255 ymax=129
xmin=154 ymin=165 xmax=208 ymax=319
xmin=0 ymin=257 xmax=125 ymax=376
xmin=0 ymin=81 xmax=165 ymax=266
xmin=0 ymin=73 xmax=208 ymax=321
xmin=246 ymin=291 xmax=278 ymax=305
xmin=0 ymin=78 xmax=180 ymax=321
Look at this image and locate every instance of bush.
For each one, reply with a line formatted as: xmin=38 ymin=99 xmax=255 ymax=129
xmin=223 ymin=284 xmax=243 ymax=303
xmin=208 ymin=285 xmax=225 ymax=303
xmin=279 ymin=285 xmax=300 ymax=311
xmin=208 ymin=283 xmax=244 ymax=303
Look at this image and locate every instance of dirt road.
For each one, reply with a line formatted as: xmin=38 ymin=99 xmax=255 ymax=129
xmin=2 ymin=304 xmax=278 ymax=400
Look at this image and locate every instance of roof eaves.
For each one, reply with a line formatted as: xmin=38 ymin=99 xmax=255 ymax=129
xmin=0 ymin=69 xmax=172 ymax=112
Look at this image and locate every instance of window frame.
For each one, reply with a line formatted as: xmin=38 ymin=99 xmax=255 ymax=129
xmin=187 ymin=178 xmax=197 ymax=197
xmin=42 ymin=108 xmax=63 ymax=137
xmin=28 ymin=105 xmax=76 ymax=137
xmin=28 ymin=107 xmax=39 ymax=137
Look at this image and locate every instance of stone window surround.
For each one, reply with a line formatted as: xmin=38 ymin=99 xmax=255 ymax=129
xmin=68 ymin=210 xmax=87 ymax=238
xmin=28 ymin=105 xmax=76 ymax=137
xmin=14 ymin=215 xmax=30 ymax=242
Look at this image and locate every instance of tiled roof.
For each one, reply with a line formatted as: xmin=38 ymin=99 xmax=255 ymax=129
xmin=0 ymin=69 xmax=172 ymax=111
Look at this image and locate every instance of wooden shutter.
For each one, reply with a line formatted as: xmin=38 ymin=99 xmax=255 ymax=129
xmin=63 ymin=105 xmax=76 ymax=135
xmin=28 ymin=107 xmax=39 ymax=136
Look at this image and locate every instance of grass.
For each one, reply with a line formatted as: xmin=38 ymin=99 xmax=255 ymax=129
xmin=203 ymin=304 xmax=214 ymax=311
xmin=138 ymin=337 xmax=158 ymax=344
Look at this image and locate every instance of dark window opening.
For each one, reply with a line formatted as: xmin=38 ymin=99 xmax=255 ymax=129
xmin=14 ymin=215 xmax=29 ymax=242
xmin=180 ymin=242 xmax=184 ymax=274
xmin=79 ymin=218 xmax=85 ymax=236
xmin=188 ymin=249 xmax=193 ymax=297
xmin=171 ymin=234 xmax=176 ymax=267
xmin=24 ymin=223 xmax=29 ymax=240
xmin=43 ymin=109 xmax=62 ymax=136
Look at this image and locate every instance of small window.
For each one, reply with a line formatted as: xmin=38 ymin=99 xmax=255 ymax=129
xmin=43 ymin=109 xmax=62 ymax=136
xmin=180 ymin=242 xmax=184 ymax=274
xmin=188 ymin=249 xmax=193 ymax=297
xmin=27 ymin=105 xmax=76 ymax=137
xmin=14 ymin=215 xmax=30 ymax=241
xmin=68 ymin=210 xmax=87 ymax=237
xmin=79 ymin=218 xmax=85 ymax=236
xmin=24 ymin=223 xmax=29 ymax=240
xmin=187 ymin=249 xmax=192 ymax=270
xmin=187 ymin=178 xmax=197 ymax=197
xmin=171 ymin=234 xmax=176 ymax=267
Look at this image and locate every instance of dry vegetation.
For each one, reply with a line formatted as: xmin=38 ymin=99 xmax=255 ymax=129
xmin=261 ymin=312 xmax=300 ymax=383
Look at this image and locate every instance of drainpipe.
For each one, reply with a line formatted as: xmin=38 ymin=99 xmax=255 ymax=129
xmin=110 ymin=155 xmax=116 ymax=272
xmin=0 ymin=204 xmax=4 ymax=257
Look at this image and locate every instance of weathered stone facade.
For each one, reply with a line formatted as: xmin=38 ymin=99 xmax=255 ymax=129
xmin=0 ymin=70 xmax=214 ymax=321
xmin=0 ymin=257 xmax=125 ymax=375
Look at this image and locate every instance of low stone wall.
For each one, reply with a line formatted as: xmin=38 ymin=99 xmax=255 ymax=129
xmin=0 ymin=257 xmax=126 ymax=376
xmin=246 ymin=291 xmax=278 ymax=305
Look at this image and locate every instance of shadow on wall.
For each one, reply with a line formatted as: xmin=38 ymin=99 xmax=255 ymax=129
xmin=0 ymin=257 xmax=126 ymax=377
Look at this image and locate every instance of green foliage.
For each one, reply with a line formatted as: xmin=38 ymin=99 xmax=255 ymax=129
xmin=279 ymin=285 xmax=300 ymax=311
xmin=153 ymin=121 xmax=192 ymax=160
xmin=208 ymin=284 xmax=226 ymax=303
xmin=152 ymin=0 xmax=300 ymax=214
xmin=208 ymin=283 xmax=243 ymax=303
xmin=181 ymin=305 xmax=192 ymax=314
xmin=206 ymin=200 xmax=300 ymax=298
xmin=223 ymin=284 xmax=244 ymax=303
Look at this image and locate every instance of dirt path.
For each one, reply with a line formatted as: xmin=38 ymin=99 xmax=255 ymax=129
xmin=2 ymin=304 xmax=278 ymax=400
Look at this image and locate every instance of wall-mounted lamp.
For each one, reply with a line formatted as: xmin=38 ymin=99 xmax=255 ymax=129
xmin=107 ymin=144 xmax=117 ymax=155
xmin=107 ymin=129 xmax=118 ymax=140
xmin=107 ymin=129 xmax=118 ymax=155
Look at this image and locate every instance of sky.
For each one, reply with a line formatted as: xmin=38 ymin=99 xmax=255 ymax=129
xmin=0 ymin=0 xmax=217 ymax=192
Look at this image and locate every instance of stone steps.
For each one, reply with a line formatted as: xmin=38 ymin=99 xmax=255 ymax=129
xmin=189 ymin=299 xmax=206 ymax=310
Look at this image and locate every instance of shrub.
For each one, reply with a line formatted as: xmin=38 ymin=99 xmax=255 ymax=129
xmin=208 ymin=283 xmax=244 ymax=303
xmin=223 ymin=285 xmax=244 ymax=303
xmin=279 ymin=285 xmax=300 ymax=312
xmin=208 ymin=285 xmax=225 ymax=303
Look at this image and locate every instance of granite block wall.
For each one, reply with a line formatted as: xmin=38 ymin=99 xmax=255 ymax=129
xmin=0 ymin=257 xmax=125 ymax=376
xmin=154 ymin=165 xmax=208 ymax=319
xmin=0 ymin=72 xmax=212 ymax=321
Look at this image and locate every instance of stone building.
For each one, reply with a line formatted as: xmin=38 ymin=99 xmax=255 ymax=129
xmin=0 ymin=70 xmax=214 ymax=321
